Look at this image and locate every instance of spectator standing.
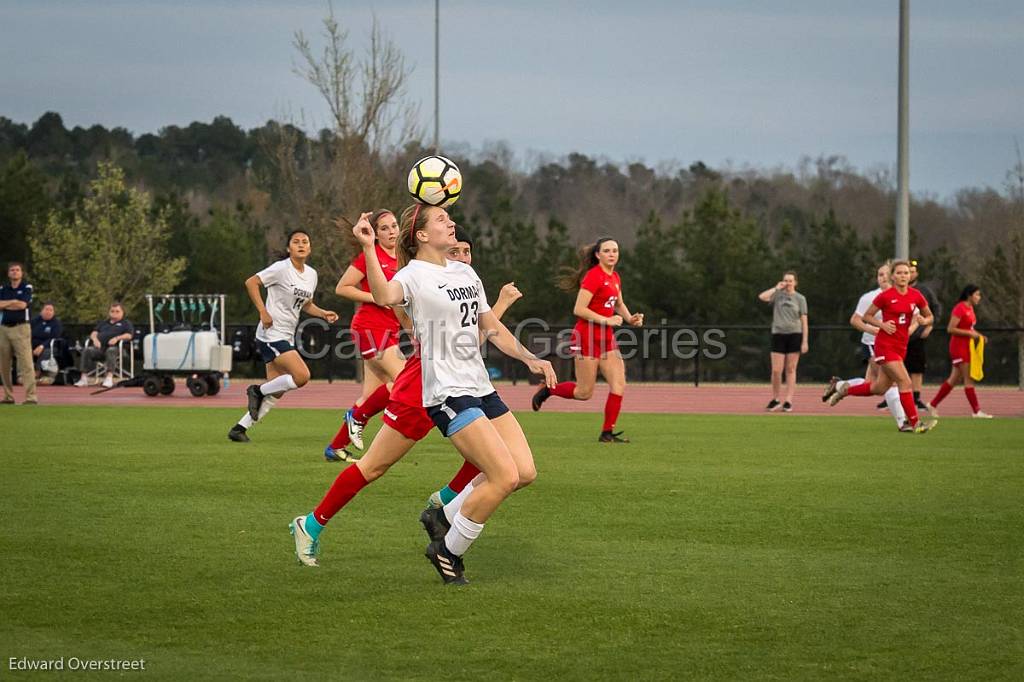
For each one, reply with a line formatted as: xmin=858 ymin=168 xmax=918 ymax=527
xmin=31 ymin=302 xmax=63 ymax=384
xmin=0 ymin=262 xmax=37 ymax=404
xmin=75 ymin=302 xmax=134 ymax=388
xmin=758 ymin=271 xmax=809 ymax=412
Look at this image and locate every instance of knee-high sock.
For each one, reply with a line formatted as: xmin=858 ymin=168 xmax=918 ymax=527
xmin=964 ymin=387 xmax=981 ymax=413
xmin=550 ymin=382 xmax=577 ymax=399
xmin=353 ymin=384 xmax=390 ymax=424
xmin=883 ymin=386 xmax=905 ymax=427
xmin=238 ymin=395 xmax=278 ymax=429
xmin=260 ymin=374 xmax=297 ymax=396
xmin=329 ymin=420 xmax=351 ymax=450
xmin=899 ymin=392 xmax=919 ymax=426
xmin=930 ymin=381 xmax=953 ymax=407
xmin=847 ymin=382 xmax=873 ymax=397
xmin=603 ymin=393 xmax=623 ymax=431
xmin=444 ymin=511 xmax=484 ymax=556
xmin=443 ymin=473 xmax=485 ymax=523
xmin=847 ymin=377 xmax=866 ymax=387
xmin=312 ymin=464 xmax=369 ymax=526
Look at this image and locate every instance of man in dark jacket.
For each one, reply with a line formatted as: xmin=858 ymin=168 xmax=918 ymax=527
xmin=31 ymin=302 xmax=64 ymax=384
xmin=75 ymin=302 xmax=135 ymax=388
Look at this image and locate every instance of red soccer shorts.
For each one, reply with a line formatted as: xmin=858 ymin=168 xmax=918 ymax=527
xmin=570 ymin=321 xmax=619 ymax=359
xmin=381 ymin=401 xmax=433 ymax=441
xmin=353 ymin=325 xmax=400 ymax=359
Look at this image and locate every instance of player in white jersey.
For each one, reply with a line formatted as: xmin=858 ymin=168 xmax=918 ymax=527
xmin=822 ymin=260 xmax=907 ymax=430
xmin=228 ymin=230 xmax=338 ymax=442
xmin=354 ymin=204 xmax=556 ymax=585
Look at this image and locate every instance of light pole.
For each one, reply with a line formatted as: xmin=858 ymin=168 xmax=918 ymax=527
xmin=434 ymin=0 xmax=440 ymax=152
xmin=895 ymin=0 xmax=910 ymax=259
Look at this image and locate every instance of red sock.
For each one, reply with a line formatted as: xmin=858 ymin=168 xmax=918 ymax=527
xmin=899 ymin=391 xmax=919 ymax=426
xmin=965 ymin=387 xmax=980 ymax=413
xmin=550 ymin=382 xmax=577 ymax=399
xmin=313 ymin=464 xmax=369 ymax=525
xmin=930 ymin=381 xmax=953 ymax=407
xmin=847 ymin=382 xmax=873 ymax=397
xmin=603 ymin=393 xmax=623 ymax=432
xmin=353 ymin=384 xmax=390 ymax=424
xmin=329 ymin=419 xmax=351 ymax=450
xmin=447 ymin=461 xmax=481 ymax=493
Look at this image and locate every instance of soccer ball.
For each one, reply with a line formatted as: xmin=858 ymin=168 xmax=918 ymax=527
xmin=407 ymin=155 xmax=462 ymax=207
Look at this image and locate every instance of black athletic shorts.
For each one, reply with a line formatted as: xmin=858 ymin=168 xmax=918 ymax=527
xmin=904 ymin=337 xmax=927 ymax=374
xmin=427 ymin=392 xmax=510 ymax=438
xmin=770 ymin=332 xmax=802 ymax=354
xmin=256 ymin=338 xmax=296 ymax=364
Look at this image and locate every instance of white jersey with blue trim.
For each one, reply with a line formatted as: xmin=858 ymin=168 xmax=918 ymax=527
xmin=254 ymin=258 xmax=318 ymax=343
xmin=391 ymin=259 xmax=493 ymax=407
xmin=854 ymin=287 xmax=883 ymax=346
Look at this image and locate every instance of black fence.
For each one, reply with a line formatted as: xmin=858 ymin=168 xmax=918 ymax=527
xmin=53 ymin=322 xmax=1022 ymax=387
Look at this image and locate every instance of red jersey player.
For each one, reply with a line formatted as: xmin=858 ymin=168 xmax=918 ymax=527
xmin=326 ymin=210 xmax=406 ymax=461
xmin=927 ymin=285 xmax=992 ymax=418
xmin=532 ymin=237 xmax=644 ymax=443
xmin=824 ymin=260 xmax=936 ymax=432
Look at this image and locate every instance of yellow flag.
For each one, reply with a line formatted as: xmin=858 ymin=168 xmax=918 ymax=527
xmin=970 ymin=337 xmax=985 ymax=381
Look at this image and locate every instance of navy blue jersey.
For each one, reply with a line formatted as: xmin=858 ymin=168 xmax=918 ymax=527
xmin=0 ymin=281 xmax=32 ymax=325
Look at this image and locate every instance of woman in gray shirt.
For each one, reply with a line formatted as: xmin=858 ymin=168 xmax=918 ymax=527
xmin=758 ymin=271 xmax=808 ymax=411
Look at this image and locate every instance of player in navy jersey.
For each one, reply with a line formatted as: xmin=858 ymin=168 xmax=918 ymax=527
xmin=228 ymin=230 xmax=338 ymax=442
xmin=824 ymin=260 xmax=936 ymax=432
xmin=531 ymin=238 xmax=643 ymax=442
xmin=326 ymin=205 xmax=554 ymax=585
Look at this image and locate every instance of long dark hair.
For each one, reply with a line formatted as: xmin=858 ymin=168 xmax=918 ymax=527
xmin=958 ymin=284 xmax=980 ymax=302
xmin=557 ymin=237 xmax=617 ymax=291
xmin=275 ymin=229 xmax=311 ymax=262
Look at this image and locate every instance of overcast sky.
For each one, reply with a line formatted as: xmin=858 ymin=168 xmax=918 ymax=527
xmin=1 ymin=0 xmax=1021 ymax=198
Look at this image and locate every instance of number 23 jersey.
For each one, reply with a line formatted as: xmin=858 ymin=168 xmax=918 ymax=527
xmin=392 ymin=259 xmax=493 ymax=407
xmin=254 ymin=258 xmax=318 ymax=343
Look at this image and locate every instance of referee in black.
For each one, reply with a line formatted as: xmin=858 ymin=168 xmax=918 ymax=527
xmin=906 ymin=260 xmax=941 ymax=410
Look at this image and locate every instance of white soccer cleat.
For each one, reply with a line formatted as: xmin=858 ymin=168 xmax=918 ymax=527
xmin=290 ymin=516 xmax=320 ymax=567
xmin=972 ymin=411 xmax=994 ymax=419
xmin=924 ymin=405 xmax=939 ymax=419
xmin=827 ymin=381 xmax=848 ymax=407
xmin=346 ymin=409 xmax=366 ymax=450
xmin=101 ymin=376 xmax=114 ymax=388
xmin=426 ymin=490 xmax=443 ymax=510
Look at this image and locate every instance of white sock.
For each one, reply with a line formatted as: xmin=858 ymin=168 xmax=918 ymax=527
xmin=260 ymin=374 xmax=297 ymax=395
xmin=237 ymin=413 xmax=254 ymax=429
xmin=256 ymin=395 xmax=278 ymax=422
xmin=884 ymin=386 xmax=906 ymax=427
xmin=847 ymin=378 xmax=866 ymax=387
xmin=444 ymin=511 xmax=484 ymax=556
xmin=443 ymin=473 xmax=485 ymax=524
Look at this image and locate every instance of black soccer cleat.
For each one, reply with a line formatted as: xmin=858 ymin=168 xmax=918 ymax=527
xmin=419 ymin=506 xmax=451 ymax=544
xmin=424 ymin=541 xmax=468 ymax=585
xmin=599 ymin=430 xmax=630 ymax=443
xmin=228 ymin=425 xmax=250 ymax=443
xmin=782 ymin=401 xmax=793 ymax=412
xmin=876 ymin=400 xmax=888 ymax=410
xmin=246 ymin=384 xmax=264 ymax=421
xmin=531 ymin=385 xmax=551 ymax=412
xmin=766 ymin=399 xmax=781 ymax=411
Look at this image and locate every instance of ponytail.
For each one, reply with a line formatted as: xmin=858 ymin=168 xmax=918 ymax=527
xmin=557 ymin=237 xmax=616 ymax=291
xmin=958 ymin=284 xmax=980 ymax=302
xmin=397 ymin=203 xmax=429 ymax=268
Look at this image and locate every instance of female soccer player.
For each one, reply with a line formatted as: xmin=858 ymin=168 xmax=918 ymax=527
xmin=758 ymin=271 xmax=808 ymax=412
xmin=927 ymin=284 xmax=992 ymax=418
xmin=823 ymin=260 xmax=935 ymax=432
xmin=291 ymin=210 xmax=554 ymax=585
xmin=228 ymin=230 xmax=338 ymax=442
xmin=531 ymin=238 xmax=643 ymax=442
xmin=324 ymin=209 xmax=405 ymax=461
xmin=822 ymin=261 xmax=907 ymax=430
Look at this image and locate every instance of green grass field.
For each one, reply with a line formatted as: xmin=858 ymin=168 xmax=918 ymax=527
xmin=2 ymin=406 xmax=1022 ymax=680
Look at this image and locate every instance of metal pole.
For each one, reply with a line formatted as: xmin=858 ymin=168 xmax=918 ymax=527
xmin=895 ymin=0 xmax=910 ymax=259
xmin=433 ymin=0 xmax=440 ymax=152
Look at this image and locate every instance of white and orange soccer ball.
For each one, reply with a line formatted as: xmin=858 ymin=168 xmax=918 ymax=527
xmin=407 ymin=155 xmax=462 ymax=207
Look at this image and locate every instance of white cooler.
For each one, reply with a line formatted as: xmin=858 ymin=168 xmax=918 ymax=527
xmin=143 ymin=331 xmax=232 ymax=372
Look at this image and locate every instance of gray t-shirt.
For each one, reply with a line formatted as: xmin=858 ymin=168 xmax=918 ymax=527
xmin=770 ymin=290 xmax=807 ymax=334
